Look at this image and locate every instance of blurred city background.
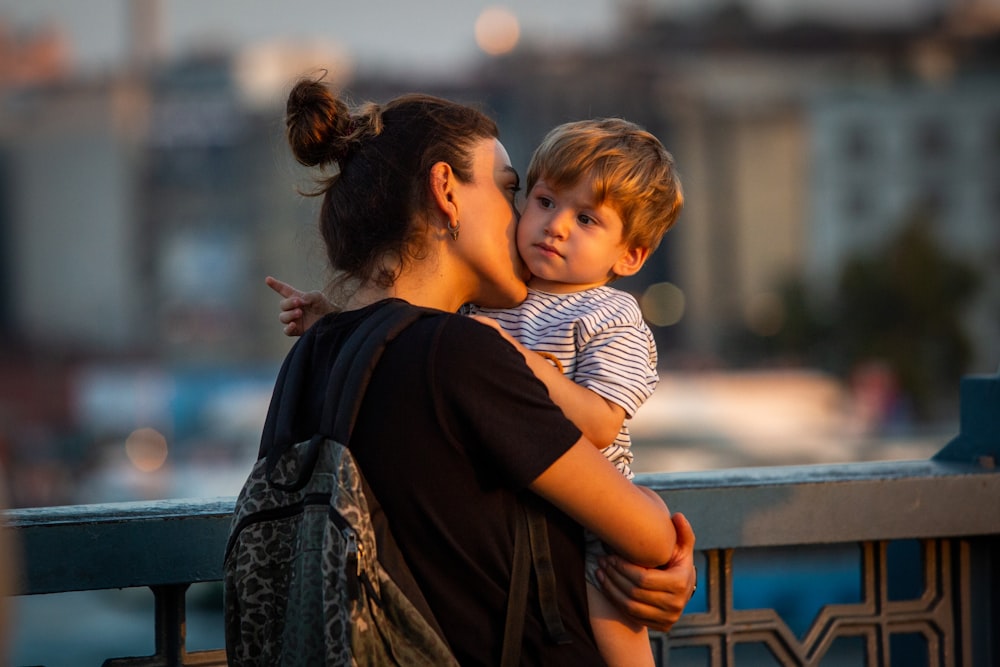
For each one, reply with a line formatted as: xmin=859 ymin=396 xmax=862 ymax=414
xmin=0 ymin=0 xmax=998 ymax=663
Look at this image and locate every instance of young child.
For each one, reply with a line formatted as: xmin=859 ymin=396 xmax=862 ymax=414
xmin=270 ymin=117 xmax=683 ymax=666
xmin=471 ymin=117 xmax=682 ymax=666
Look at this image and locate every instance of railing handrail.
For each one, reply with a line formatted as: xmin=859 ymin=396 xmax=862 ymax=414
xmin=5 ymin=496 xmax=235 ymax=595
xmin=641 ymin=457 xmax=1000 ymax=549
xmin=5 ymin=456 xmax=999 ymax=596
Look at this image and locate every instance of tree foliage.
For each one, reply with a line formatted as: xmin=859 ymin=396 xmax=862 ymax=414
xmin=729 ymin=211 xmax=981 ymax=421
xmin=829 ymin=214 xmax=979 ymax=418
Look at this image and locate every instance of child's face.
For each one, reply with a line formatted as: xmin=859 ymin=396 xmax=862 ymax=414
xmin=516 ymin=179 xmax=646 ymax=293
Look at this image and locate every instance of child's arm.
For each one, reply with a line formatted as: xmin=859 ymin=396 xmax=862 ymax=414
xmin=472 ymin=316 xmax=625 ymax=448
xmin=266 ymin=276 xmax=334 ymax=336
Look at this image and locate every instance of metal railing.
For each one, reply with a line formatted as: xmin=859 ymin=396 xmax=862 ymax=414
xmin=6 ymin=374 xmax=998 ymax=666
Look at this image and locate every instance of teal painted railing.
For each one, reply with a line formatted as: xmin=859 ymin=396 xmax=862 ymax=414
xmin=5 ymin=373 xmax=998 ymax=666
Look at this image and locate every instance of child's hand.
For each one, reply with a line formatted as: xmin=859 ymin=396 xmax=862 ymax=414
xmin=265 ymin=276 xmax=333 ymax=337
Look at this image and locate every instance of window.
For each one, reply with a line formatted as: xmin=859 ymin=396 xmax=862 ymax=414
xmin=914 ymin=117 xmax=951 ymax=162
xmin=843 ymin=122 xmax=874 ymax=162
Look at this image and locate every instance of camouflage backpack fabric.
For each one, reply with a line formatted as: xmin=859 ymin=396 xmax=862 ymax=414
xmin=223 ymin=302 xmax=459 ymax=666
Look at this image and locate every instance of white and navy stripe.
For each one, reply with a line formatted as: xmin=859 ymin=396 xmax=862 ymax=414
xmin=473 ymin=287 xmax=659 ymax=480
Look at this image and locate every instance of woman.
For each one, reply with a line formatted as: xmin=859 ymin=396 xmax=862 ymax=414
xmin=236 ymin=77 xmax=696 ymax=664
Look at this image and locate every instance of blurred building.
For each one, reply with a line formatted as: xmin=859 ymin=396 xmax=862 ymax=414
xmin=142 ymin=53 xmax=287 ymax=363
xmin=0 ymin=34 xmax=320 ymax=504
xmin=2 ymin=79 xmax=143 ymax=352
xmin=664 ymin=10 xmax=999 ymax=374
xmin=809 ymin=83 xmax=1000 ymax=368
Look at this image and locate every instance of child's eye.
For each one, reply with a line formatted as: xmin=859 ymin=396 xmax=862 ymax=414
xmin=578 ymin=214 xmax=596 ymax=226
xmin=538 ymin=196 xmax=554 ymax=209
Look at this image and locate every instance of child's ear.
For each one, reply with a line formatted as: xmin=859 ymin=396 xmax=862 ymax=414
xmin=612 ymin=245 xmax=650 ymax=277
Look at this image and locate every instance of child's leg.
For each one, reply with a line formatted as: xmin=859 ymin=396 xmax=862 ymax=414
xmin=585 ymin=535 xmax=655 ymax=667
xmin=587 ymin=581 xmax=655 ymax=667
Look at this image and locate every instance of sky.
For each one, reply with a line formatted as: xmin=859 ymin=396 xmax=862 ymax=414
xmin=0 ymin=0 xmax=619 ymax=76
xmin=0 ymin=0 xmax=948 ymax=78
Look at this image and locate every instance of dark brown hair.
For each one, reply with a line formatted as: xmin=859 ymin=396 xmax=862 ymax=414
xmin=285 ymin=77 xmax=499 ymax=289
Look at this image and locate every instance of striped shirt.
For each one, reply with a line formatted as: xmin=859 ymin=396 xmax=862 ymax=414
xmin=473 ymin=287 xmax=659 ymax=479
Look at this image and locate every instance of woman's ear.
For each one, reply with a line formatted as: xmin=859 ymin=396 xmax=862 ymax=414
xmin=429 ymin=161 xmax=459 ymax=226
xmin=612 ymin=245 xmax=650 ymax=277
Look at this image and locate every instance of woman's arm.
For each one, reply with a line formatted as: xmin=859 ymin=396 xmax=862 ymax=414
xmin=448 ymin=316 xmax=694 ymax=629
xmin=528 ymin=437 xmax=675 ymax=567
xmin=598 ymin=512 xmax=697 ymax=632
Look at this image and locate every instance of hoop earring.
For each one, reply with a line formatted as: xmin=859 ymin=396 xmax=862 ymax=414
xmin=448 ymin=219 xmax=460 ymax=241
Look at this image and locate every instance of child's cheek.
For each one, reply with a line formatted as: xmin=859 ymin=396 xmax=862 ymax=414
xmin=514 ymin=222 xmax=531 ymax=255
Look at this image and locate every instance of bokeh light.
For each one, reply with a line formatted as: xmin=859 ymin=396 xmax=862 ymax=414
xmin=641 ymin=282 xmax=686 ymax=327
xmin=475 ymin=6 xmax=521 ymax=56
xmin=124 ymin=427 xmax=169 ymax=473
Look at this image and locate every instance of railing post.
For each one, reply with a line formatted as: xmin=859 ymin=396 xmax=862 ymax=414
xmin=152 ymin=584 xmax=186 ymax=666
xmin=933 ymin=372 xmax=1000 ymax=466
xmin=99 ymin=583 xmax=227 ymax=666
xmin=99 ymin=584 xmax=184 ymax=666
xmin=930 ymin=372 xmax=999 ymax=667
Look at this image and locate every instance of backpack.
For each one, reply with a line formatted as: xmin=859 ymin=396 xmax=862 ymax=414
xmin=223 ymin=300 xmax=569 ymax=666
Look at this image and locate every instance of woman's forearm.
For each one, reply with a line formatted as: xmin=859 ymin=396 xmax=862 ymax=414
xmin=530 ymin=438 xmax=676 ymax=566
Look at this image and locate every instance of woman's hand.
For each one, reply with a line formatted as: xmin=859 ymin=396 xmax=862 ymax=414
xmin=596 ymin=512 xmax=697 ymax=633
xmin=265 ymin=276 xmax=334 ymax=336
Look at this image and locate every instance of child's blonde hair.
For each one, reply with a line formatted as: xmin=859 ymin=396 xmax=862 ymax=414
xmin=526 ymin=118 xmax=683 ymax=252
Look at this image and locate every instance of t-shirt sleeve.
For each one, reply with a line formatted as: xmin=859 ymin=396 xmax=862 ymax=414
xmin=432 ymin=315 xmax=582 ymax=488
xmin=575 ymin=317 xmax=659 ymax=419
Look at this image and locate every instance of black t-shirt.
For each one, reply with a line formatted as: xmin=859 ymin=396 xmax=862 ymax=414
xmin=259 ymin=300 xmax=604 ymax=666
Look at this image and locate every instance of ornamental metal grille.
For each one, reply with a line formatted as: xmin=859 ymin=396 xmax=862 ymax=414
xmin=651 ymin=539 xmax=975 ymax=667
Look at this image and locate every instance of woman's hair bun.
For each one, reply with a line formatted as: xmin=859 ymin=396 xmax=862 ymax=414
xmin=285 ymin=77 xmax=356 ymax=167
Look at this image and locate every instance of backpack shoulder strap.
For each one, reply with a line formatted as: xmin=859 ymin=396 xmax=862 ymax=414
xmin=265 ymin=300 xmax=432 ymax=490
xmin=500 ymin=498 xmax=573 ymax=667
xmin=319 ymin=300 xmax=431 ymax=442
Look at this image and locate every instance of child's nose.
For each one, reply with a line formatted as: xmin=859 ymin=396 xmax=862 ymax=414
xmin=545 ymin=212 xmax=570 ymax=238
